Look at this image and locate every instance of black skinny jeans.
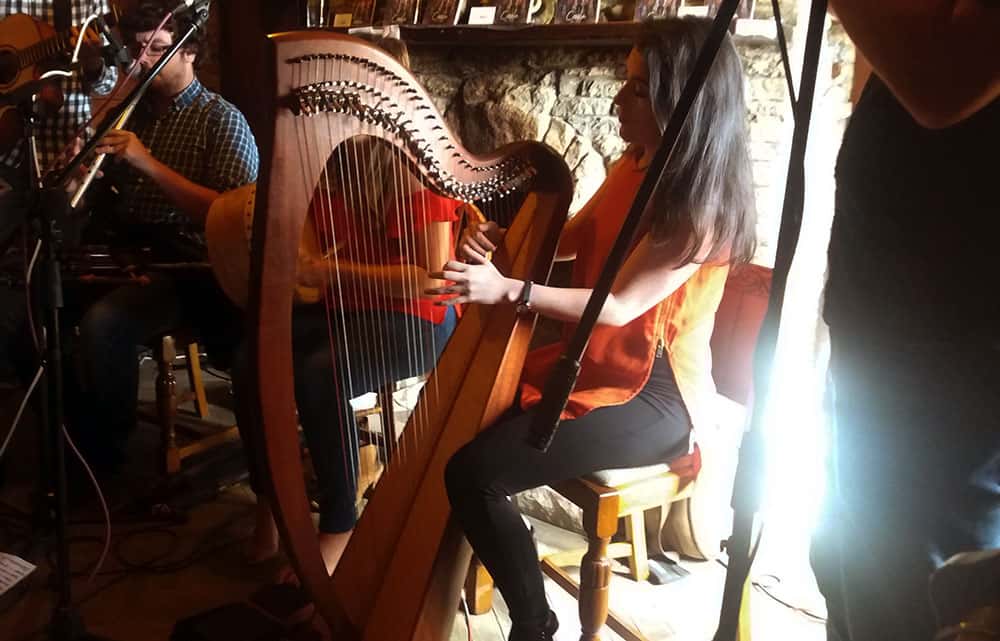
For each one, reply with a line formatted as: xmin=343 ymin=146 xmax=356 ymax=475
xmin=445 ymin=355 xmax=691 ymax=633
xmin=236 ymin=304 xmax=456 ymax=533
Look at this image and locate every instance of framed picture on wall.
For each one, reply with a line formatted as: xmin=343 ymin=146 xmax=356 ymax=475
xmin=553 ymin=0 xmax=598 ymax=23
xmin=421 ymin=0 xmax=464 ymax=23
xmin=351 ymin=0 xmax=379 ymax=24
xmin=466 ymin=0 xmax=498 ymax=23
xmin=678 ymin=0 xmax=754 ymax=18
xmin=384 ymin=0 xmax=420 ymax=23
xmin=495 ymin=0 xmax=530 ymax=23
xmin=329 ymin=0 xmax=355 ymax=26
xmin=634 ymin=0 xmax=679 ymax=20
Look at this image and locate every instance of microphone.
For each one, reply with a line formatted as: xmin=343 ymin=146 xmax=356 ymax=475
xmin=95 ymin=15 xmax=132 ymax=68
xmin=170 ymin=0 xmax=210 ymax=17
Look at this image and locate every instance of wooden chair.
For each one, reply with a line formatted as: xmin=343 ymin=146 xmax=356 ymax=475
xmin=352 ymin=374 xmax=430 ymax=506
xmin=150 ymin=333 xmax=240 ymax=477
xmin=467 ymin=264 xmax=772 ymax=641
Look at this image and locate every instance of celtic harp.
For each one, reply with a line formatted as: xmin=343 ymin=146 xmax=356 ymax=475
xmin=241 ymin=31 xmax=571 ymax=641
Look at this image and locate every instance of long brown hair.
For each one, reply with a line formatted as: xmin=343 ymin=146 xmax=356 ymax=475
xmin=636 ymin=17 xmax=757 ymax=265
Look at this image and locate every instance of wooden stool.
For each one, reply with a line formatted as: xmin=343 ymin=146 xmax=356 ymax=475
xmin=466 ymin=464 xmax=694 ymax=641
xmin=152 ymin=333 xmax=240 ymax=477
xmin=355 ymin=374 xmax=428 ymax=462
xmin=353 ymin=374 xmax=428 ymax=502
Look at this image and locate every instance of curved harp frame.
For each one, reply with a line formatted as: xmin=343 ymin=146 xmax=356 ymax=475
xmin=248 ymin=32 xmax=572 ymax=640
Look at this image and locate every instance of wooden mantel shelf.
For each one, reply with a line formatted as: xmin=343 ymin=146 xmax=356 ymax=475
xmin=396 ymin=18 xmax=778 ymax=47
xmin=398 ymin=23 xmax=642 ymax=47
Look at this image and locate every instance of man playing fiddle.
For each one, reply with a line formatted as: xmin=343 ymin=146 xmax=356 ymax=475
xmin=63 ymin=0 xmax=257 ymax=478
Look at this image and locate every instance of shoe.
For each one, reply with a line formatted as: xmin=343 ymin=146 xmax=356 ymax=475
xmin=509 ymin=609 xmax=558 ymax=641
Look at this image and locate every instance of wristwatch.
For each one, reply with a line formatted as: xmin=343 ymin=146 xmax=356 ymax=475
xmin=515 ymin=280 xmax=534 ymax=315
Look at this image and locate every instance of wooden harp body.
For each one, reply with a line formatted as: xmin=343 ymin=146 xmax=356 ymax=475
xmin=247 ymin=31 xmax=572 ymax=641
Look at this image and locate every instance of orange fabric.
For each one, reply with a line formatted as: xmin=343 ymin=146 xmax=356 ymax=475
xmin=309 ymin=188 xmax=461 ymax=324
xmin=518 ymin=154 xmax=729 ymax=434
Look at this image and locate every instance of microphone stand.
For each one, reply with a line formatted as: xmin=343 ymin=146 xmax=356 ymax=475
xmin=523 ymin=0 xmax=828 ymax=639
xmin=711 ymin=2 xmax=826 ymax=639
xmin=25 ymin=4 xmax=212 ymax=640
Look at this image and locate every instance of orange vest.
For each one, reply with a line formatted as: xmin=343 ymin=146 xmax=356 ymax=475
xmin=519 ymin=154 xmax=728 ymax=435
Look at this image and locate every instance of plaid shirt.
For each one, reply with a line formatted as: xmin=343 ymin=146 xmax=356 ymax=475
xmin=108 ymin=77 xmax=258 ymax=258
xmin=0 ymin=0 xmax=118 ymax=173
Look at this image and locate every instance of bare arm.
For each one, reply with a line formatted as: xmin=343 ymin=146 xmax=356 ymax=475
xmin=432 ymin=233 xmax=701 ymax=327
xmin=302 ymin=221 xmax=453 ymax=300
xmin=831 ymin=0 xmax=1000 ymax=128
xmin=553 ymin=201 xmax=597 ymax=261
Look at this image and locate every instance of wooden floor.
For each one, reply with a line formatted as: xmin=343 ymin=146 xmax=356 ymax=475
xmin=0 ymin=364 xmax=827 ymax=641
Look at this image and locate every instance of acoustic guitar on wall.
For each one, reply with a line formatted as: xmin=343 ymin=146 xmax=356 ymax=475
xmin=0 ymin=11 xmax=115 ymax=155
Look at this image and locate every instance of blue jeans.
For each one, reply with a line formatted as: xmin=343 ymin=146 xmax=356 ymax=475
xmin=234 ymin=304 xmax=457 ymax=533
xmin=70 ymin=273 xmax=241 ymax=473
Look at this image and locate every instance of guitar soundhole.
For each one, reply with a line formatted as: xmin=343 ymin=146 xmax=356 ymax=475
xmin=0 ymin=50 xmax=18 ymax=86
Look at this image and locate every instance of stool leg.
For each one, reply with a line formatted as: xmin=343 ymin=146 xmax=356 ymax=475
xmin=377 ymin=386 xmax=396 ymax=462
xmin=185 ymin=341 xmax=210 ymax=419
xmin=156 ymin=336 xmax=180 ymax=476
xmin=579 ymin=534 xmax=612 ymax=641
xmin=464 ymin=554 xmax=494 ymax=615
xmin=625 ymin=511 xmax=649 ymax=582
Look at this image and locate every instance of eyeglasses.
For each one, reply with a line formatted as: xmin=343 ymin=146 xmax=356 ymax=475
xmin=127 ymin=42 xmax=172 ymax=59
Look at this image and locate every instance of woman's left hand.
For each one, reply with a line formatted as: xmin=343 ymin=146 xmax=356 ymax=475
xmin=427 ymin=247 xmax=518 ymax=306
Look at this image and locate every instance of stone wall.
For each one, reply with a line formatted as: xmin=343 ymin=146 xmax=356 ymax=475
xmin=413 ymin=47 xmax=627 ymax=215
xmin=410 ymin=14 xmax=855 ymax=267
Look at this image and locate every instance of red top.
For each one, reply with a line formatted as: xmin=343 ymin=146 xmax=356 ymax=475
xmin=309 ymin=188 xmax=462 ymax=324
xmin=518 ymin=154 xmax=729 ymax=435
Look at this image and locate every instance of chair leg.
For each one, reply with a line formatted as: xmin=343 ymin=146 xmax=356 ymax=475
xmin=464 ymin=554 xmax=494 ymax=616
xmin=579 ymin=534 xmax=612 ymax=641
xmin=377 ymin=386 xmax=397 ymax=462
xmin=625 ymin=511 xmax=649 ymax=582
xmin=185 ymin=341 xmax=210 ymax=419
xmin=156 ymin=335 xmax=181 ymax=476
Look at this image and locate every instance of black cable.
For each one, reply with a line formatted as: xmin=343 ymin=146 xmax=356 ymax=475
xmin=715 ymin=560 xmax=827 ymax=623
xmin=752 ymin=577 xmax=827 ymax=623
xmin=202 ymin=367 xmax=233 ymax=383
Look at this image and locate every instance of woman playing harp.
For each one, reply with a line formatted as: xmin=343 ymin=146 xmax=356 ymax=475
xmin=433 ymin=18 xmax=756 ymax=641
xmin=235 ymin=38 xmax=464 ymax=571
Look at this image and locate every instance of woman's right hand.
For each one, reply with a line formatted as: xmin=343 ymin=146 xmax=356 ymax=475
xmin=458 ymin=221 xmax=503 ymax=261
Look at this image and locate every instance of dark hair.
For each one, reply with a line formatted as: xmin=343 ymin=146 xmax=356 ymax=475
xmin=636 ymin=17 xmax=756 ymax=265
xmin=119 ymin=0 xmax=206 ymax=65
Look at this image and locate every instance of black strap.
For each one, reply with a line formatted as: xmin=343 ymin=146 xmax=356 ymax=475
xmin=54 ymin=0 xmax=72 ymax=30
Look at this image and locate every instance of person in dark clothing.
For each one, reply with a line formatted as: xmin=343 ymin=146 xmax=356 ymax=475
xmin=813 ymin=3 xmax=1000 ymax=641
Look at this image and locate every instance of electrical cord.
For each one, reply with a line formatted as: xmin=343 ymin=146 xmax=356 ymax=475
xmin=715 ymin=558 xmax=827 ymax=624
xmin=6 ymin=501 xmax=255 ymax=640
xmin=490 ymin=603 xmax=506 ymax=640
xmin=202 ymin=367 xmax=232 ymax=383
xmin=23 ymin=237 xmax=41 ymax=351
xmin=0 ymin=365 xmax=44 ymax=460
xmin=61 ymin=424 xmax=111 ymax=583
xmin=460 ymin=589 xmax=474 ymax=641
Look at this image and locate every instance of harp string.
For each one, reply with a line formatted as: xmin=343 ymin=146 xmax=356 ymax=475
xmin=361 ymin=60 xmax=398 ymax=473
xmin=319 ymin=56 xmax=363 ymax=507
